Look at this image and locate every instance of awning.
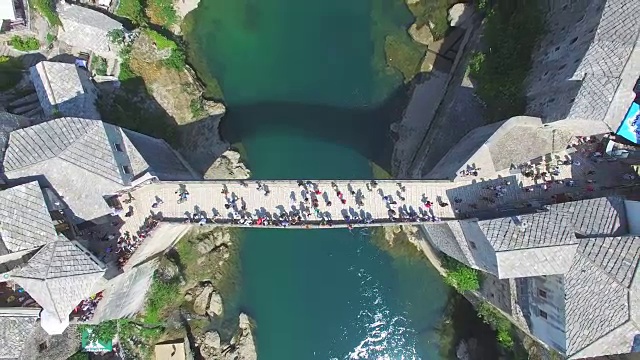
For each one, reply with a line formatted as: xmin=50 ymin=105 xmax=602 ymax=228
xmin=81 ymin=329 xmax=113 ymax=352
xmin=615 ymin=101 xmax=640 ymax=144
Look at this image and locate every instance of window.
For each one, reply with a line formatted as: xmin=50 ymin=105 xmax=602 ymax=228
xmin=538 ymin=289 xmax=547 ymax=298
xmin=114 ymin=143 xmax=123 ymax=152
xmin=38 ymin=342 xmax=48 ymax=351
xmin=122 ymin=165 xmax=132 ymax=174
xmin=470 ymin=241 xmax=477 ymax=250
xmin=539 ymin=310 xmax=548 ymax=319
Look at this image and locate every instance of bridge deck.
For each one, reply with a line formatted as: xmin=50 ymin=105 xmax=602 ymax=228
xmin=120 ymin=166 xmax=622 ymax=236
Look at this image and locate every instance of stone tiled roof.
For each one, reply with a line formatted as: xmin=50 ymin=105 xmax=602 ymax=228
xmin=568 ymin=0 xmax=640 ymax=123
xmin=564 ymin=249 xmax=630 ymax=356
xmin=478 ymin=211 xmax=577 ymax=251
xmin=58 ymin=3 xmax=123 ymax=57
xmin=552 ymin=196 xmax=627 ymax=237
xmin=563 ymin=236 xmax=640 ymax=357
xmin=11 ymin=240 xmax=104 ymax=322
xmin=0 ymin=112 xmax=31 ymax=171
xmin=0 ymin=182 xmax=57 ymax=255
xmin=578 ymin=236 xmax=640 ymax=288
xmin=4 ymin=117 xmax=130 ymax=185
xmin=29 ymin=62 xmax=101 ymax=120
xmin=0 ymin=309 xmax=40 ymax=359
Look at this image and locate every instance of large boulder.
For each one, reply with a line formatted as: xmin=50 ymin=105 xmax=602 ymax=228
xmin=408 ymin=23 xmax=434 ymax=46
xmin=207 ymin=291 xmax=224 ymax=317
xmin=203 ymin=331 xmax=221 ymax=350
xmin=196 ymin=236 xmax=216 ymax=254
xmin=196 ymin=230 xmax=232 ymax=254
xmin=193 ymin=285 xmax=213 ymax=315
xmin=225 ymin=313 xmax=257 ymax=360
xmin=208 ymin=150 xmax=251 ymax=180
xmin=448 ymin=3 xmax=474 ymax=28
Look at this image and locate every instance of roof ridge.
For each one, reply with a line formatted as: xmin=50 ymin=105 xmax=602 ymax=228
xmin=497 ymin=241 xmax=579 ymax=254
xmin=57 ymin=120 xmax=126 ymax=185
xmin=44 ymin=279 xmax=64 ymax=322
xmin=43 ymin=241 xmax=56 ymax=279
xmin=576 ymin=249 xmax=630 ymax=289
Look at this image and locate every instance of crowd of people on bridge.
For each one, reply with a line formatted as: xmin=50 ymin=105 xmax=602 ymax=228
xmin=167 ymin=180 xmax=444 ymax=229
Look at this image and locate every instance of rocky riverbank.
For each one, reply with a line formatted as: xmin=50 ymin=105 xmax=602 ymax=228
xmin=153 ymin=227 xmax=258 ymax=360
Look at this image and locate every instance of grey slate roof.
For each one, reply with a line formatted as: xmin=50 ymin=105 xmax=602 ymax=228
xmin=0 ymin=112 xmax=31 ymax=172
xmin=58 ymin=3 xmax=123 ymax=57
xmin=478 ymin=211 xmax=578 ymax=251
xmin=0 ymin=182 xmax=57 ymax=255
xmin=2 ymin=116 xmax=195 ymax=222
xmin=0 ymin=309 xmax=40 ymax=359
xmin=11 ymin=240 xmax=104 ymax=322
xmin=564 ymin=248 xmax=630 ymax=357
xmin=551 ymin=196 xmax=627 ymax=237
xmin=29 ymin=62 xmax=100 ymax=120
xmin=4 ymin=117 xmax=131 ymax=185
xmin=563 ymin=236 xmax=640 ymax=357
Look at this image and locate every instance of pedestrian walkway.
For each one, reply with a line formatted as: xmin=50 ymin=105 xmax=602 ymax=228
xmin=119 ymin=160 xmax=635 ymax=237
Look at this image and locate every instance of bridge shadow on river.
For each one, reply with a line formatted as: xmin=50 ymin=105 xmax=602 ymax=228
xmin=215 ymin=82 xmax=414 ymax=174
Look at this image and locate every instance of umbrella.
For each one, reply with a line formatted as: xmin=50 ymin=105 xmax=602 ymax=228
xmin=40 ymin=310 xmax=70 ymax=335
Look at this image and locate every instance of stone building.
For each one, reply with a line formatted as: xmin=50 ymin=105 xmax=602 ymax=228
xmin=422 ymin=194 xmax=640 ymax=358
xmin=1 ymin=115 xmax=198 ymax=224
xmin=29 ymin=61 xmax=101 ymax=120
xmin=57 ymin=3 xmax=124 ymax=59
xmin=526 ymin=0 xmax=640 ymax=131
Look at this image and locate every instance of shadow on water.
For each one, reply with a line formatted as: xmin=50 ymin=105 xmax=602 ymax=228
xmin=218 ymin=83 xmax=413 ymax=173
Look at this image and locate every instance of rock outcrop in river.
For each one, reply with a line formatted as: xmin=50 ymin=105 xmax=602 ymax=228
xmin=197 ymin=313 xmax=257 ymax=360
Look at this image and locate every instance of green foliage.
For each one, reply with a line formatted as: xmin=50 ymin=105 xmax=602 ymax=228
xmin=107 ymin=29 xmax=126 ymax=46
xmin=116 ymin=0 xmax=146 ymax=25
xmin=163 ymin=48 xmax=186 ymax=71
xmin=383 ymin=34 xmax=425 ymax=83
xmin=442 ymin=256 xmax=480 ymax=292
xmin=118 ymin=45 xmax=136 ymax=81
xmin=148 ymin=0 xmax=178 ymax=27
xmin=79 ymin=320 xmax=118 ymax=343
xmin=468 ymin=0 xmax=544 ymax=121
xmin=9 ymin=36 xmax=40 ymax=51
xmin=46 ymin=33 xmax=56 ymax=44
xmin=143 ymin=275 xmax=180 ymax=324
xmin=92 ymin=55 xmax=108 ymax=76
xmin=145 ymin=29 xmax=177 ymax=50
xmin=189 ymin=98 xmax=206 ymax=119
xmin=476 ymin=0 xmax=489 ymax=11
xmin=32 ymin=0 xmax=61 ymax=26
xmin=67 ymin=352 xmax=89 ymax=360
xmin=0 ymin=56 xmax=24 ymax=91
xmin=477 ymin=301 xmax=514 ymax=349
xmin=468 ymin=51 xmax=485 ymax=75
xmin=407 ymin=0 xmax=453 ymax=40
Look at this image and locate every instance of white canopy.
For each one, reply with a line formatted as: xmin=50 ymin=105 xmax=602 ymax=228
xmin=0 ymin=0 xmax=16 ymax=21
xmin=40 ymin=309 xmax=70 ymax=335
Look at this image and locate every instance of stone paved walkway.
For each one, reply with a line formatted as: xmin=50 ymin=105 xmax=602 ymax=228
xmin=120 ymin=153 xmax=635 ymax=237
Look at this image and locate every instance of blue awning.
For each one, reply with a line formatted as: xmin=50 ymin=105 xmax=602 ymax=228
xmin=616 ymin=101 xmax=640 ymax=145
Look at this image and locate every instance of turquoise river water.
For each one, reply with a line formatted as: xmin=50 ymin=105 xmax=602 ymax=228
xmin=185 ymin=0 xmax=458 ymax=357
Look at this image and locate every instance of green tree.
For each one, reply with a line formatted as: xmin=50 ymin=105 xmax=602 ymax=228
xmin=442 ymin=257 xmax=480 ymax=292
xmin=107 ymin=29 xmax=126 ymax=46
xmin=9 ymin=36 xmax=40 ymax=51
xmin=115 ymin=0 xmax=146 ymax=25
xmin=79 ymin=320 xmax=117 ymax=343
xmin=477 ymin=301 xmax=514 ymax=349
